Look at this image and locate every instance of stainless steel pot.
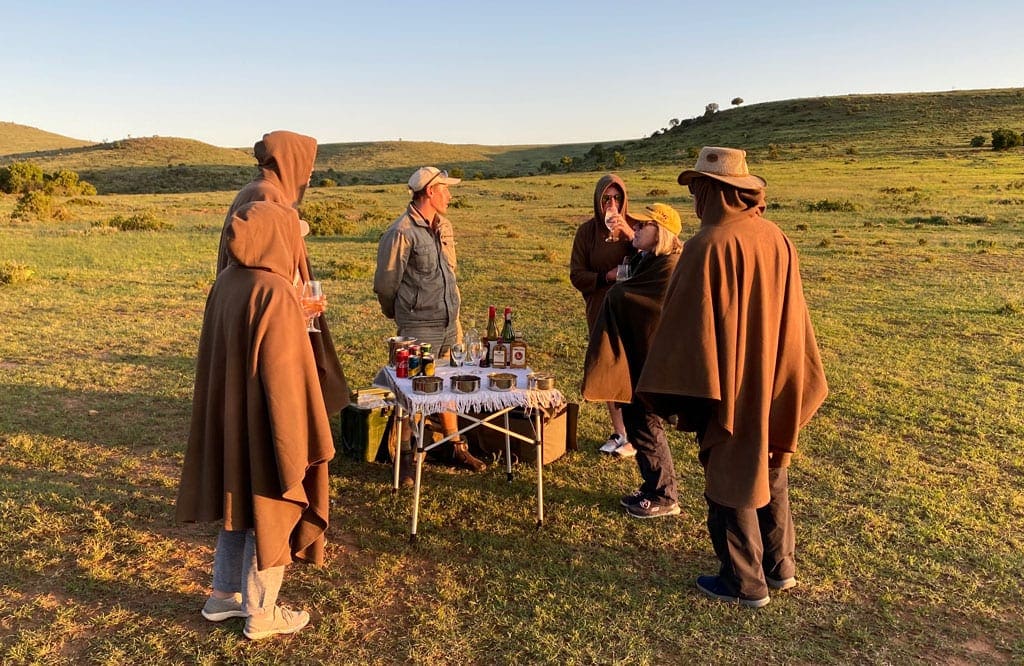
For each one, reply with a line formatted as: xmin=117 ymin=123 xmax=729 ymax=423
xmin=487 ymin=372 xmax=517 ymax=391
xmin=450 ymin=374 xmax=481 ymax=393
xmin=527 ymin=373 xmax=555 ymax=390
xmin=411 ymin=375 xmax=443 ymax=394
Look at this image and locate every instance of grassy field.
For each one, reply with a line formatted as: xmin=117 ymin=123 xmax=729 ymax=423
xmin=1 ymin=147 xmax=1022 ymax=664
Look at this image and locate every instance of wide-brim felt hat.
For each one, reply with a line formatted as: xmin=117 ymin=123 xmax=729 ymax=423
xmin=677 ymin=146 xmax=766 ymax=190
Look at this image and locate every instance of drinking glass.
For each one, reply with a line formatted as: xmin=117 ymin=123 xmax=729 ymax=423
xmin=615 ymin=262 xmax=632 ymax=282
xmin=450 ymin=343 xmax=466 ymax=367
xmin=467 ymin=339 xmax=484 ymax=366
xmin=301 ymin=281 xmax=324 ymax=332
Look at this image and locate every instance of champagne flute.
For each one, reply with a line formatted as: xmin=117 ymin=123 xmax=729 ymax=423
xmin=301 ymin=281 xmax=324 ymax=333
xmin=450 ymin=343 xmax=466 ymax=367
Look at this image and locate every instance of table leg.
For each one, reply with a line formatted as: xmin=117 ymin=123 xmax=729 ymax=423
xmin=391 ymin=405 xmax=404 ymax=492
xmin=503 ymin=410 xmax=513 ymax=482
xmin=534 ymin=410 xmax=544 ymax=527
xmin=410 ymin=413 xmax=426 ymax=543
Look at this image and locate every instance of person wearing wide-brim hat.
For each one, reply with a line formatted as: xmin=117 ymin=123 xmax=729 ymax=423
xmin=582 ymin=203 xmax=685 ymax=518
xmin=637 ymin=147 xmax=828 ymax=608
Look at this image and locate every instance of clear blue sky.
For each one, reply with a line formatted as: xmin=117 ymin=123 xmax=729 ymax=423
xmin=3 ymin=0 xmax=1022 ymax=147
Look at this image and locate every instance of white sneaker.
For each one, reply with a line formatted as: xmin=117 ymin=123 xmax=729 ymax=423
xmin=243 ymin=605 xmax=310 ymax=640
xmin=599 ymin=433 xmax=627 ymax=454
xmin=613 ymin=442 xmax=637 ymax=458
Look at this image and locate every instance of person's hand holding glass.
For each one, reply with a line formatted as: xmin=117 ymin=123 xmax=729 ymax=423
xmin=301 ymin=280 xmax=325 ymax=332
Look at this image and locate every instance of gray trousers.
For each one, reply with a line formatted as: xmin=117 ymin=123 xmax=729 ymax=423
xmin=212 ymin=529 xmax=284 ymax=615
xmin=705 ymin=467 xmax=796 ymax=600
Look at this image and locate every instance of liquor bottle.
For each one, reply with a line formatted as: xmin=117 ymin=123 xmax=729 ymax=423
xmin=491 ymin=307 xmax=512 ymax=368
xmin=510 ymin=332 xmax=528 ymax=369
xmin=481 ymin=305 xmax=498 ymax=367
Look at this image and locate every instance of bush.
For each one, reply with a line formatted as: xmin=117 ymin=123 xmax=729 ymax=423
xmin=44 ymin=169 xmax=97 ymax=196
xmin=970 ymin=135 xmax=987 ymax=148
xmin=612 ymin=151 xmax=626 ymax=168
xmin=0 ymin=162 xmax=45 ymax=194
xmin=12 ymin=191 xmax=69 ymax=221
xmin=806 ymin=199 xmax=858 ymax=213
xmin=298 ymin=200 xmax=355 ymax=236
xmin=991 ymin=128 xmax=1022 ymax=151
xmin=318 ymin=178 xmax=337 ymax=187
xmin=93 ymin=211 xmax=171 ymax=231
xmin=449 ymin=167 xmax=465 ymax=179
xmin=0 ymin=260 xmax=35 ymax=285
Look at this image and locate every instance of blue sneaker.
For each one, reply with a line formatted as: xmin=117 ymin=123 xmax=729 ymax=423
xmin=696 ymin=575 xmax=770 ymax=608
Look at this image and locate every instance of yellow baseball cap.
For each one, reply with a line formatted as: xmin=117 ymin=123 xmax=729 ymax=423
xmin=629 ymin=203 xmax=681 ymax=236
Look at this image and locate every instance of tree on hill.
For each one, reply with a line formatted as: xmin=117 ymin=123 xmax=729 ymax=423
xmin=731 ymin=97 xmax=744 ymax=106
xmin=704 ymin=102 xmax=719 ymax=117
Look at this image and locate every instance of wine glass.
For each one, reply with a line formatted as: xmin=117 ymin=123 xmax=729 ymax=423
xmin=604 ymin=196 xmax=620 ymax=243
xmin=301 ymin=281 xmax=324 ymax=333
xmin=450 ymin=343 xmax=466 ymax=367
xmin=467 ymin=339 xmax=484 ymax=366
xmin=615 ymin=261 xmax=632 ymax=282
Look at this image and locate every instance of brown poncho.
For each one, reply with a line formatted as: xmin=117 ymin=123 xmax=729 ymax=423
xmin=636 ymin=180 xmax=828 ymax=509
xmin=218 ymin=130 xmax=349 ymax=415
xmin=581 ymin=251 xmax=680 ymax=403
xmin=569 ymin=174 xmax=636 ymax=332
xmin=177 ymin=201 xmax=335 ymax=570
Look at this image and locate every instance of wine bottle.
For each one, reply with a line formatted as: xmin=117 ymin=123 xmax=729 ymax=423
xmin=492 ymin=307 xmax=513 ymax=368
xmin=481 ymin=305 xmax=498 ymax=367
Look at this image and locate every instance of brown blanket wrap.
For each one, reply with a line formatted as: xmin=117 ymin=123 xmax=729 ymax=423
xmin=177 ymin=201 xmax=335 ymax=569
xmin=636 ymin=180 xmax=827 ymax=508
xmin=582 ymin=252 xmax=679 ymax=403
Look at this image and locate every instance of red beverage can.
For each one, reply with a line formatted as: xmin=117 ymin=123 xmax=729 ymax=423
xmin=395 ymin=349 xmax=410 ymax=378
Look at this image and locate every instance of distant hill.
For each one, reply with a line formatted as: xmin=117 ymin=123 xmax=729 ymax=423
xmin=3 ymin=87 xmax=1022 ymax=193
xmin=622 ymin=87 xmax=1024 ymax=165
xmin=0 ymin=122 xmax=91 ymax=154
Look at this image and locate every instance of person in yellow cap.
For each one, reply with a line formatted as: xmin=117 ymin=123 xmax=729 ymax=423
xmin=581 ymin=202 xmax=685 ymax=518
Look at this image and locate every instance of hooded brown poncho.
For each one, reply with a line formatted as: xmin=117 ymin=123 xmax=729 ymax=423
xmin=636 ymin=179 xmax=828 ymax=509
xmin=177 ymin=201 xmax=335 ymax=570
xmin=581 ymin=251 xmax=680 ymax=403
xmin=569 ymin=174 xmax=636 ymax=331
xmin=218 ymin=130 xmax=349 ymax=415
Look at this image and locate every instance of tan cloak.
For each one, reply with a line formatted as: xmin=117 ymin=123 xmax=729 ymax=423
xmin=637 ymin=182 xmax=827 ymax=509
xmin=177 ymin=202 xmax=335 ymax=570
xmin=218 ymin=130 xmax=349 ymax=415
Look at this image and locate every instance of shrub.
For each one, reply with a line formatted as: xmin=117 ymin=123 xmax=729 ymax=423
xmin=806 ymin=199 xmax=858 ymax=212
xmin=731 ymin=97 xmax=744 ymax=106
xmin=0 ymin=162 xmax=45 ymax=194
xmin=970 ymin=135 xmax=986 ymax=148
xmin=318 ymin=178 xmax=337 ymax=187
xmin=991 ymin=128 xmax=1022 ymax=151
xmin=298 ymin=200 xmax=355 ymax=236
xmin=767 ymin=144 xmax=781 ymax=160
xmin=12 ymin=191 xmax=69 ymax=221
xmin=93 ymin=211 xmax=171 ymax=231
xmin=612 ymin=151 xmax=626 ymax=168
xmin=647 ymin=188 xmax=670 ymax=196
xmin=501 ymin=192 xmax=538 ymax=201
xmin=44 ymin=169 xmax=97 ymax=196
xmin=0 ymin=260 xmax=35 ymax=285
xmin=449 ymin=167 xmax=465 ymax=179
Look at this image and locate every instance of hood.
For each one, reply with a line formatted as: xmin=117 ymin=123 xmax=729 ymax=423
xmin=592 ymin=173 xmax=630 ymax=221
xmin=692 ymin=177 xmax=767 ymax=226
xmin=224 ymin=201 xmax=305 ymax=281
xmin=254 ymin=131 xmax=318 ymax=206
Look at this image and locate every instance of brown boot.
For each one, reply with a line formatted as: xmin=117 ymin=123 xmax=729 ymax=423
xmin=451 ymin=440 xmax=487 ymax=472
xmin=398 ymin=450 xmax=415 ymax=488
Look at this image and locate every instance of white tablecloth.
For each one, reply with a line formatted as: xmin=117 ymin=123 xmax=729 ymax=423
xmin=373 ymin=365 xmax=564 ymax=416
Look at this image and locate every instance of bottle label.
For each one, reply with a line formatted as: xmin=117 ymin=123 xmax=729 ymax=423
xmin=509 ymin=342 xmax=527 ymax=369
xmin=491 ymin=342 xmax=508 ymax=368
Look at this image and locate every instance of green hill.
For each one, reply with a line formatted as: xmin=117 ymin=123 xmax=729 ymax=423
xmin=0 ymin=122 xmax=92 ymax=154
xmin=3 ymin=87 xmax=1022 ymax=193
xmin=621 ymin=87 xmax=1024 ymax=166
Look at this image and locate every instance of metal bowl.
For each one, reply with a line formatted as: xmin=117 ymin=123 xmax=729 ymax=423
xmin=527 ymin=373 xmax=555 ymax=391
xmin=411 ymin=375 xmax=443 ymax=394
xmin=487 ymin=372 xmax=517 ymax=392
xmin=449 ymin=374 xmax=481 ymax=393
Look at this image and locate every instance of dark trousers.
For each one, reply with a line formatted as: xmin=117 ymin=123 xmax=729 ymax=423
xmin=705 ymin=467 xmax=795 ymax=600
xmin=621 ymin=399 xmax=677 ymax=503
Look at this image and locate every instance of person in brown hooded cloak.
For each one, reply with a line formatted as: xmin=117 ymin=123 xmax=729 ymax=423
xmin=570 ymin=174 xmax=638 ymax=457
xmin=177 ymin=200 xmax=335 ymax=639
xmin=637 ymin=147 xmax=828 ymax=608
xmin=218 ymin=130 xmax=349 ymax=416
